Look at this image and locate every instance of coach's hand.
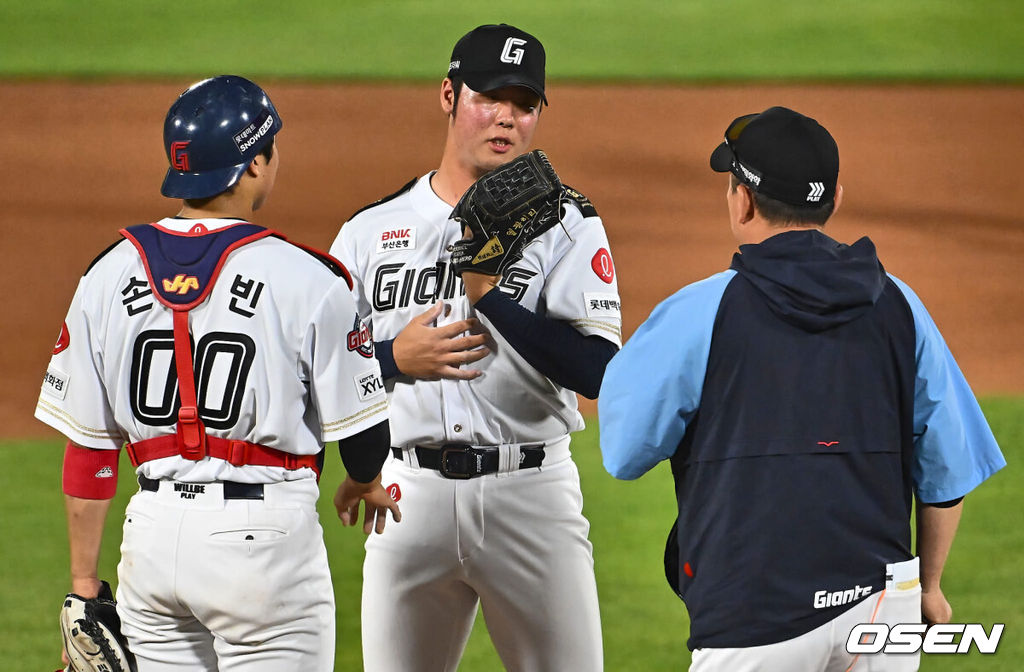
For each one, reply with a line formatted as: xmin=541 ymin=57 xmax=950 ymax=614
xmin=922 ymin=586 xmax=953 ymax=625
xmin=334 ymin=475 xmax=402 ymax=535
xmin=393 ymin=301 xmax=490 ymax=380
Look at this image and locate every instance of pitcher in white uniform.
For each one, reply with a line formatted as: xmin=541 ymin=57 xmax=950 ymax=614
xmin=331 ymin=24 xmax=620 ymax=672
xmin=37 ymin=75 xmax=399 ymax=671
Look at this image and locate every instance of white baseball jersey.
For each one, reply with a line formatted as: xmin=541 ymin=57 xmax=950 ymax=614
xmin=36 ymin=217 xmax=388 ymax=482
xmin=333 ymin=173 xmax=613 ymax=671
xmin=330 ymin=173 xmax=621 ymax=448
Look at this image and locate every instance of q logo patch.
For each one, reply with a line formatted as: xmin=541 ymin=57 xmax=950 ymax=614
xmin=53 ymin=322 xmax=70 ymax=354
xmin=591 ymin=248 xmax=615 ymax=284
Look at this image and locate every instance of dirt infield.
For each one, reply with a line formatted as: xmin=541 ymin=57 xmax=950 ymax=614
xmin=3 ymin=81 xmax=1022 ymax=438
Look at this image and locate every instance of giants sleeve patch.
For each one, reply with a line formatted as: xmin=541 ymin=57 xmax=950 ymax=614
xmin=42 ymin=366 xmax=70 ymax=400
xmin=347 ymin=316 xmax=374 ymax=357
xmin=354 ymin=371 xmax=386 ymax=402
xmin=584 ymin=292 xmax=622 ymax=318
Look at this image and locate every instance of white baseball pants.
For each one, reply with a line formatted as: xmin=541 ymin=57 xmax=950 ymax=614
xmin=116 ymin=478 xmax=335 ymax=671
xmin=360 ymin=438 xmax=603 ymax=671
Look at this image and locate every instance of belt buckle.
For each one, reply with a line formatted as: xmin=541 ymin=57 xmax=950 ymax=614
xmin=177 ymin=406 xmax=206 ymax=461
xmin=439 ymin=445 xmax=476 ymax=479
xmin=227 ymin=440 xmax=249 ymax=467
xmin=284 ymin=453 xmax=300 ymax=471
xmin=125 ymin=442 xmax=141 ymax=467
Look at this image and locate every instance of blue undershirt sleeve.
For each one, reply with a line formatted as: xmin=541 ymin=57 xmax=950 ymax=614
xmin=598 ymin=271 xmax=736 ymax=480
xmin=473 ymin=287 xmax=618 ymax=399
xmin=889 ymin=275 xmax=1006 ymax=502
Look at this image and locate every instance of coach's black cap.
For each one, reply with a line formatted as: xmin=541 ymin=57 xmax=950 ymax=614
xmin=710 ymin=106 xmax=838 ymax=207
xmin=448 ymin=24 xmax=547 ymax=105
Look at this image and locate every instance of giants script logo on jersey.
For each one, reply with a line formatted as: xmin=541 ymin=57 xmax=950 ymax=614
xmin=347 ymin=317 xmax=374 ymax=358
xmin=171 ymin=141 xmax=190 ymax=171
xmin=591 ymin=248 xmax=615 ymax=284
xmin=53 ymin=321 xmax=70 ymax=355
xmin=814 ymin=584 xmax=872 ymax=609
xmin=163 ymin=274 xmax=200 ymax=295
xmin=371 ymin=263 xmax=535 ymax=312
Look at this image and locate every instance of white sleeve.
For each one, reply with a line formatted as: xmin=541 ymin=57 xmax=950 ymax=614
xmin=34 ymin=276 xmax=123 ymax=449
xmin=307 ymin=278 xmax=388 ymax=443
xmin=330 ymin=222 xmax=372 ymax=322
xmin=542 ymin=209 xmax=622 ymax=346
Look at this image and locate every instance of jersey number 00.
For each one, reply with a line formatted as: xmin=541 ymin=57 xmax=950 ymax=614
xmin=129 ymin=330 xmax=255 ymax=430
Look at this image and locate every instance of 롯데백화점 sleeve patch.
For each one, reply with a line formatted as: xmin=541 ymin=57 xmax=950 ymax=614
xmin=583 ymin=292 xmax=621 ymax=319
xmin=42 ymin=366 xmax=70 ymax=400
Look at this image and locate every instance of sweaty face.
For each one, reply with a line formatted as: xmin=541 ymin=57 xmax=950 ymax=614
xmin=448 ymin=83 xmax=542 ymax=176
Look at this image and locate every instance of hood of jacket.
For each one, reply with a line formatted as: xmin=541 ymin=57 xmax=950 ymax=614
xmin=730 ymin=229 xmax=886 ymax=332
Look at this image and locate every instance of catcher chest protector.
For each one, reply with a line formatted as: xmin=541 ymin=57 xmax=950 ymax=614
xmin=119 ymin=223 xmax=321 ymax=477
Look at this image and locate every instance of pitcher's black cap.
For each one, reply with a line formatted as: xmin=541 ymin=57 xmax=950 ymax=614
xmin=710 ymin=106 xmax=838 ymax=207
xmin=447 ymin=24 xmax=547 ymax=105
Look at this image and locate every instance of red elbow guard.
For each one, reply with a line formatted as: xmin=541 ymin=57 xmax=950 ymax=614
xmin=62 ymin=442 xmax=120 ymax=499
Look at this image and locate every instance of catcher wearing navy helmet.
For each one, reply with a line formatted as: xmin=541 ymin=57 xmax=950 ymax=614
xmin=39 ymin=75 xmax=398 ymax=671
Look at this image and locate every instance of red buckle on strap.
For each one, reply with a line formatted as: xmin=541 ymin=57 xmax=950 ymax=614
xmin=177 ymin=406 xmax=207 ymax=460
xmin=227 ymin=440 xmax=249 ymax=467
xmin=284 ymin=453 xmax=299 ymax=471
xmin=125 ymin=443 xmax=140 ymax=467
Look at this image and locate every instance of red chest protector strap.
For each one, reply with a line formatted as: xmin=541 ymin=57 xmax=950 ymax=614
xmin=121 ymin=223 xmax=320 ymax=479
xmin=172 ymin=308 xmax=205 ymax=459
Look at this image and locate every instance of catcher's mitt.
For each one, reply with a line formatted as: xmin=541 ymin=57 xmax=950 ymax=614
xmin=60 ymin=581 xmax=137 ymax=672
xmin=449 ymin=149 xmax=563 ymax=276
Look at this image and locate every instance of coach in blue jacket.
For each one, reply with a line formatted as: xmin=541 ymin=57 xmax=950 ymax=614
xmin=598 ymin=106 xmax=1005 ymax=671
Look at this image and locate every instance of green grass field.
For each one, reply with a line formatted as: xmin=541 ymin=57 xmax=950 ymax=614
xmin=0 ymin=0 xmax=1022 ymax=81
xmin=1 ymin=399 xmax=1018 ymax=670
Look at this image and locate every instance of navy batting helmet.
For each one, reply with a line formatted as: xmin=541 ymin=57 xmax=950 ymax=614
xmin=161 ymin=75 xmax=283 ymax=200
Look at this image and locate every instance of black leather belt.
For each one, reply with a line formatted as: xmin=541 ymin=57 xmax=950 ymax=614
xmin=391 ymin=443 xmax=546 ymax=479
xmin=138 ymin=474 xmax=264 ymax=500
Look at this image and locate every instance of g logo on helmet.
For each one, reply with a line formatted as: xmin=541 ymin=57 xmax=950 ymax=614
xmin=171 ymin=141 xmax=190 ymax=171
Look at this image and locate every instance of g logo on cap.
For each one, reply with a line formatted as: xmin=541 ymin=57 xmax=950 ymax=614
xmin=500 ymin=37 xmax=526 ymax=65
